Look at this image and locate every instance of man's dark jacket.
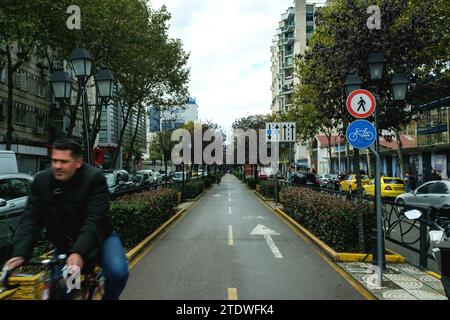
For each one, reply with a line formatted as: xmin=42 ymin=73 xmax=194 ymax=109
xmin=11 ymin=164 xmax=114 ymax=261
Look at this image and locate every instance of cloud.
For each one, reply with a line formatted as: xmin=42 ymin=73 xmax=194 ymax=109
xmin=150 ymin=0 xmax=295 ymax=132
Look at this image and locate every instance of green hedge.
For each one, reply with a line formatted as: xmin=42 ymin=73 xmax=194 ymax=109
xmin=110 ymin=188 xmax=178 ymax=248
xmin=185 ymin=179 xmax=205 ymax=199
xmin=244 ymin=177 xmax=258 ymax=189
xmin=202 ymin=176 xmax=216 ymax=189
xmin=259 ymin=180 xmax=286 ymax=198
xmin=232 ymin=170 xmax=243 ymax=180
xmin=280 ymin=187 xmax=375 ymax=253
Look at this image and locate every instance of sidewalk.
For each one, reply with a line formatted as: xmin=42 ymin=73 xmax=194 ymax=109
xmin=254 ymin=190 xmax=448 ymax=300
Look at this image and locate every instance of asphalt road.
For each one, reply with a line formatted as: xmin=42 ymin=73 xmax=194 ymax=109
xmin=121 ymin=174 xmax=365 ymax=300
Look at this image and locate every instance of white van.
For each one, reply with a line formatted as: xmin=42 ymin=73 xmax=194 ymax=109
xmin=0 ymin=151 xmax=19 ymax=174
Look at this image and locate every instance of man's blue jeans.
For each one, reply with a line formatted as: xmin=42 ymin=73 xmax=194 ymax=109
xmin=53 ymin=230 xmax=129 ymax=300
xmin=99 ymin=230 xmax=129 ymax=300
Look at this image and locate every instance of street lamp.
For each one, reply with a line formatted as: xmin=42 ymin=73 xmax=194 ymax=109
xmin=51 ymin=47 xmax=114 ymax=166
xmin=51 ymin=70 xmax=72 ymax=100
xmin=391 ymin=73 xmax=410 ymax=101
xmin=344 ymin=71 xmax=363 ymax=97
xmin=368 ymin=50 xmax=385 ymax=81
xmin=95 ymin=66 xmax=115 ymax=98
xmin=70 ymin=48 xmax=93 ymax=77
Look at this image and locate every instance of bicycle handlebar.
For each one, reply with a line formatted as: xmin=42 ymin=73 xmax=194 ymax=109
xmin=1 ymin=255 xmax=67 ymax=291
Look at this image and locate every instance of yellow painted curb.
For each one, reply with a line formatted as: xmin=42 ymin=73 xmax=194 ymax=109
xmin=275 ymin=208 xmax=405 ymax=263
xmin=426 ymin=271 xmax=442 ymax=280
xmin=254 ymin=190 xmax=273 ymax=202
xmin=126 ymin=207 xmax=187 ymax=262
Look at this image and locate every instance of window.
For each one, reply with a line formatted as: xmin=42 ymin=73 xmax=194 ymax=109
xmin=417 ymin=183 xmax=431 ymax=194
xmin=15 ymin=71 xmax=27 ymax=91
xmin=36 ymin=114 xmax=45 ymax=128
xmin=0 ymin=180 xmax=12 ymax=201
xmin=36 ymin=78 xmax=45 ymax=97
xmin=430 ymin=182 xmax=448 ymax=194
xmin=306 ymin=12 xmax=314 ymax=22
xmin=15 ymin=109 xmax=26 ymax=125
xmin=383 ymin=178 xmax=404 ymax=184
xmin=9 ymin=179 xmax=30 ymax=199
xmin=0 ymin=67 xmax=5 ymax=83
xmin=307 ymin=25 xmax=314 ymax=34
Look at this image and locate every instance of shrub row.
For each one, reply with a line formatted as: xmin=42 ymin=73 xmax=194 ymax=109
xmin=280 ymin=187 xmax=375 ymax=253
xmin=258 ymin=180 xmax=287 ymax=199
xmin=244 ymin=177 xmax=258 ymax=190
xmin=110 ymin=188 xmax=178 ymax=249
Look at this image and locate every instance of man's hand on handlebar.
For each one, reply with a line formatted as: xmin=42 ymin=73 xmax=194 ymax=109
xmin=5 ymin=257 xmax=25 ymax=271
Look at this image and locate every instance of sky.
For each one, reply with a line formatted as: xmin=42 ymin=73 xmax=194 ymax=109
xmin=150 ymin=0 xmax=298 ymax=135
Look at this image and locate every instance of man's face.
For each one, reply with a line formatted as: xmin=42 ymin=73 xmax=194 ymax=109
xmin=51 ymin=149 xmax=83 ymax=181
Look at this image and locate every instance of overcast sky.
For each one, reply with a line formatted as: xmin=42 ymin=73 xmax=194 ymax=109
xmin=150 ymin=0 xmax=297 ymax=134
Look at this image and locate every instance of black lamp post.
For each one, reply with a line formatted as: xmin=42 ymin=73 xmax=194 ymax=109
xmin=344 ymin=50 xmax=410 ymax=280
xmin=51 ymin=48 xmax=114 ymax=166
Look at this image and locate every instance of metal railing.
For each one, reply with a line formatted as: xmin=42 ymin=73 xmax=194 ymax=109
xmin=265 ymin=178 xmax=433 ymax=268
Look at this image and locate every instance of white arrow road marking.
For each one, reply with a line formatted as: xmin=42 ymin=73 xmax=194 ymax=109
xmin=250 ymin=224 xmax=283 ymax=259
xmin=264 ymin=235 xmax=283 ymax=259
xmin=213 ymin=193 xmax=223 ymax=198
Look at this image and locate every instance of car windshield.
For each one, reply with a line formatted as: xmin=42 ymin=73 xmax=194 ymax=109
xmin=104 ymin=174 xmax=114 ymax=187
xmin=383 ymin=178 xmax=404 ymax=184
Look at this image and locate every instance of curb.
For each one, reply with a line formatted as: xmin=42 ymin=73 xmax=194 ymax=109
xmin=274 ymin=208 xmax=405 ymax=263
xmin=426 ymin=270 xmax=442 ymax=280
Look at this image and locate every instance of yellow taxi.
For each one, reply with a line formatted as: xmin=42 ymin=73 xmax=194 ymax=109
xmin=339 ymin=174 xmax=371 ymax=193
xmin=363 ymin=177 xmax=405 ymax=198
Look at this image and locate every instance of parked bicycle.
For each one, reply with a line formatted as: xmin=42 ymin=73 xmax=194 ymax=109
xmin=0 ymin=254 xmax=105 ymax=300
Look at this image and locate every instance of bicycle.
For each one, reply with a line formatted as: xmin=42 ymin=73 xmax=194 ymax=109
xmin=348 ymin=128 xmax=374 ymax=142
xmin=0 ymin=254 xmax=105 ymax=300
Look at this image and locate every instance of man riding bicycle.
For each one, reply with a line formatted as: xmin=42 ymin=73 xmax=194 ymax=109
xmin=5 ymin=139 xmax=129 ymax=300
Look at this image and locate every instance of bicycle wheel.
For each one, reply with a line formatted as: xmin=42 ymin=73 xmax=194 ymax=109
xmin=349 ymin=133 xmax=358 ymax=142
xmin=365 ymin=131 xmax=375 ymax=140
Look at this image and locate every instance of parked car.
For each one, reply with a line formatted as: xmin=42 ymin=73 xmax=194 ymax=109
xmin=327 ymin=174 xmax=347 ymax=190
xmin=130 ymin=172 xmax=154 ymax=189
xmin=103 ymin=170 xmax=134 ymax=194
xmin=171 ymin=171 xmax=189 ymax=183
xmin=0 ymin=173 xmax=33 ymax=248
xmin=317 ymin=174 xmax=332 ymax=188
xmin=339 ymin=174 xmax=371 ymax=194
xmin=396 ymin=180 xmax=450 ymax=208
xmin=363 ymin=177 xmax=405 ymax=198
xmin=291 ymin=173 xmax=320 ymax=188
xmin=0 ymin=151 xmax=19 ymax=174
xmin=136 ymin=170 xmax=155 ymax=185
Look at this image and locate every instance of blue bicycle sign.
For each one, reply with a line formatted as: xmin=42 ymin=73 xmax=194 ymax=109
xmin=346 ymin=120 xmax=376 ymax=149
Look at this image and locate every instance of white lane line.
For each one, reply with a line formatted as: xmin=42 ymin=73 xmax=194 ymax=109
xmin=228 ymin=225 xmax=234 ymax=246
xmin=228 ymin=207 xmax=232 ymax=215
xmin=228 ymin=196 xmax=231 ymax=202
xmin=264 ymin=235 xmax=283 ymax=259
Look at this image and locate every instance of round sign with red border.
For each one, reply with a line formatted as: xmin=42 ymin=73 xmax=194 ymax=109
xmin=346 ymin=89 xmax=376 ymax=119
